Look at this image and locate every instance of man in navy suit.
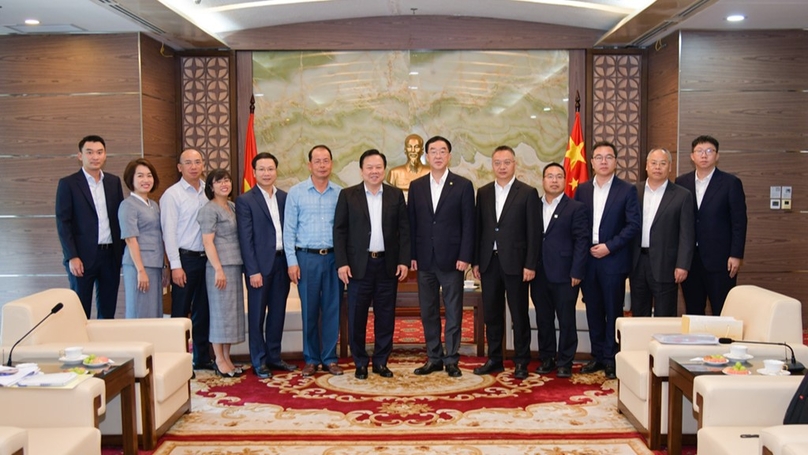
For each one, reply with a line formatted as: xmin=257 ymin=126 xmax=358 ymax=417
xmin=56 ymin=135 xmax=124 ymax=319
xmin=334 ymin=149 xmax=410 ymax=380
xmin=676 ymin=135 xmax=747 ymax=316
xmin=630 ymin=148 xmax=694 ymax=317
xmin=408 ymin=136 xmax=475 ymax=378
xmin=236 ymin=152 xmax=296 ymax=379
xmin=472 ymin=145 xmax=539 ymax=380
xmin=531 ymin=162 xmax=590 ymax=378
xmin=574 ymin=140 xmax=640 ymax=379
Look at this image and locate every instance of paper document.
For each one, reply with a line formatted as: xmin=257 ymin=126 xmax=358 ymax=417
xmin=0 ymin=365 xmax=40 ymax=387
xmin=17 ymin=372 xmax=78 ymax=387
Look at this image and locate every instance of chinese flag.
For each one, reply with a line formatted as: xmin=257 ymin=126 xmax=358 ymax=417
xmin=243 ymin=96 xmax=257 ymax=192
xmin=563 ymin=111 xmax=588 ymax=198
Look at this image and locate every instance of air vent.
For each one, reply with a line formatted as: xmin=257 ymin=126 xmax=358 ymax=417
xmin=93 ymin=0 xmax=167 ymax=34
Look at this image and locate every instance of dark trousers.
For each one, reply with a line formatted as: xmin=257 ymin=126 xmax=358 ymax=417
xmin=171 ymin=252 xmax=211 ymax=365
xmin=347 ymin=256 xmax=398 ymax=368
xmin=581 ymin=259 xmax=627 ymax=366
xmin=417 ymin=259 xmax=464 ymax=365
xmin=247 ymin=254 xmax=290 ymax=368
xmin=531 ymin=272 xmax=579 ymax=368
xmin=480 ymin=254 xmax=531 ymax=365
xmin=629 ymin=253 xmax=679 ymax=317
xmin=66 ymin=246 xmax=120 ymax=319
xmin=681 ymin=254 xmax=736 ymax=316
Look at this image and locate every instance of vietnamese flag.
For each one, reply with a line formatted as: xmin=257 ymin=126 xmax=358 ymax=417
xmin=243 ymin=95 xmax=257 ymax=193
xmin=563 ymin=111 xmax=588 ymax=198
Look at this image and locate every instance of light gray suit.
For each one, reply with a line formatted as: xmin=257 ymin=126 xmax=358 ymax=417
xmin=119 ymin=195 xmax=164 ymax=318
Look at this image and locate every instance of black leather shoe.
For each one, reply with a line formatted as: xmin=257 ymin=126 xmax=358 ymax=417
xmin=254 ymin=366 xmax=272 ymax=379
xmin=605 ymin=364 xmax=617 ymax=379
xmin=268 ymin=360 xmax=298 ymax=372
xmin=581 ymin=360 xmax=606 ymax=374
xmin=513 ymin=364 xmax=529 ymax=380
xmin=557 ymin=366 xmax=572 ymax=378
xmin=414 ymin=361 xmax=444 ymax=375
xmin=372 ymin=365 xmax=394 ymax=378
xmin=446 ymin=364 xmax=462 ymax=377
xmin=535 ymin=358 xmax=557 ymax=374
xmin=473 ymin=360 xmax=504 ymax=375
xmin=193 ymin=360 xmax=215 ymax=370
xmin=355 ymin=366 xmax=368 ymax=380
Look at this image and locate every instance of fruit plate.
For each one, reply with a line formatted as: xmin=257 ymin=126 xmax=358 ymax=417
xmin=722 ymin=366 xmax=751 ymax=375
xmin=703 ymin=357 xmax=729 ymax=366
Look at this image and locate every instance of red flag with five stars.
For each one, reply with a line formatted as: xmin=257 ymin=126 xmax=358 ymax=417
xmin=563 ymin=111 xmax=588 ymax=198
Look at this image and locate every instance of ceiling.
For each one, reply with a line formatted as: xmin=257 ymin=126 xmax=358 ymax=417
xmin=0 ymin=0 xmax=806 ymax=50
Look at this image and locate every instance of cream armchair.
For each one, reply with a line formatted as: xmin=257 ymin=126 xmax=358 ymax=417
xmin=694 ymin=375 xmax=808 ymax=455
xmin=614 ymin=285 xmax=807 ymax=449
xmin=0 ymin=288 xmax=193 ymax=450
xmin=0 ymin=376 xmax=105 ymax=455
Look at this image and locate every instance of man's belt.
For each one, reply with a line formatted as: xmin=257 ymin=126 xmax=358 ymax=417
xmin=369 ymin=251 xmax=385 ymax=259
xmin=296 ymin=247 xmax=334 ymax=255
xmin=179 ymin=248 xmax=206 ymax=257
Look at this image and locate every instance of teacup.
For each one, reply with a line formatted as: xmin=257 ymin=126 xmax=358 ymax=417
xmin=62 ymin=346 xmax=83 ymax=360
xmin=729 ymin=345 xmax=748 ymax=358
xmin=763 ymin=359 xmax=787 ymax=374
xmin=463 ymin=280 xmax=475 ymax=288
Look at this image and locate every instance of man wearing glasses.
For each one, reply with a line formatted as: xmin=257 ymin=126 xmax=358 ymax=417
xmin=574 ymin=140 xmax=640 ymax=379
xmin=676 ymin=135 xmax=747 ymax=316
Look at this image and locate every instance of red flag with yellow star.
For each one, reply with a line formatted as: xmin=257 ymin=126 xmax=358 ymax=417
xmin=563 ymin=111 xmax=588 ymax=198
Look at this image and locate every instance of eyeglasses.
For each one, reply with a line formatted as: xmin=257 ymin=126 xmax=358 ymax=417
xmin=693 ymin=148 xmax=716 ymax=156
xmin=592 ymin=155 xmax=615 ymax=162
xmin=648 ymin=161 xmax=669 ymax=168
xmin=429 ymin=150 xmax=449 ymax=157
xmin=311 ymin=159 xmax=331 ymax=166
xmin=492 ymin=160 xmax=514 ymax=167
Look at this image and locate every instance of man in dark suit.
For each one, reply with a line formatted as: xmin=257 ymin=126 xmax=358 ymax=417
xmin=56 ymin=135 xmax=124 ymax=319
xmin=574 ymin=140 xmax=641 ymax=379
xmin=236 ymin=152 xmax=297 ymax=379
xmin=334 ymin=149 xmax=411 ymax=380
xmin=471 ymin=145 xmax=539 ymax=380
xmin=408 ymin=135 xmax=475 ymax=378
xmin=531 ymin=162 xmax=590 ymax=378
xmin=676 ymin=135 xmax=747 ymax=316
xmin=630 ymin=148 xmax=695 ymax=317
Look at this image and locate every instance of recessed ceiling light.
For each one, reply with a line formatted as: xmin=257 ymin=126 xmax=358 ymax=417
xmin=726 ymin=15 xmax=745 ymax=22
xmin=24 ymin=19 xmax=40 ymax=25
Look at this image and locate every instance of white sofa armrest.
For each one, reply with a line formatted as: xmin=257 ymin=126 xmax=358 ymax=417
xmin=0 ymin=377 xmax=106 ymax=427
xmin=761 ymin=425 xmax=808 ymax=455
xmin=616 ymin=317 xmax=681 ymax=351
xmin=0 ymin=426 xmax=27 ymax=455
xmin=87 ymin=318 xmax=191 ymax=353
xmin=694 ymin=375 xmax=801 ymax=427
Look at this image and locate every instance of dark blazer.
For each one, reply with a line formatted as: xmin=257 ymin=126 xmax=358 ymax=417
xmin=55 ymin=169 xmax=124 ymax=267
xmin=632 ymin=181 xmax=695 ymax=283
xmin=574 ymin=176 xmax=641 ymax=275
xmin=675 ymin=168 xmax=747 ymax=272
xmin=334 ymin=183 xmax=411 ymax=279
xmin=539 ymin=195 xmax=590 ymax=283
xmin=235 ymin=186 xmax=287 ymax=277
xmin=474 ymin=179 xmax=540 ymax=275
xmin=408 ymin=171 xmax=475 ymax=272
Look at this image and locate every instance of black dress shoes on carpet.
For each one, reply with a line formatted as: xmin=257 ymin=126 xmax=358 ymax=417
xmin=535 ymin=358 xmax=557 ymax=374
xmin=254 ymin=366 xmax=272 ymax=379
xmin=580 ymin=360 xmax=606 ymax=374
xmin=445 ymin=364 xmax=462 ymax=377
xmin=605 ymin=364 xmax=617 ymax=379
xmin=414 ymin=361 xmax=444 ymax=375
xmin=557 ymin=366 xmax=572 ymax=378
xmin=193 ymin=360 xmax=215 ymax=371
xmin=513 ymin=364 xmax=529 ymax=380
xmin=473 ymin=360 xmax=504 ymax=375
xmin=372 ymin=365 xmax=394 ymax=378
xmin=355 ymin=366 xmax=368 ymax=380
xmin=268 ymin=360 xmax=299 ymax=372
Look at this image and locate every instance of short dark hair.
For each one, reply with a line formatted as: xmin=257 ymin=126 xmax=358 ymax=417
xmin=543 ymin=162 xmax=565 ymax=177
xmin=493 ymin=145 xmax=515 ymax=156
xmin=79 ymin=135 xmax=106 ymax=151
xmin=691 ymin=135 xmax=719 ymax=153
xmin=592 ymin=140 xmax=618 ymax=158
xmin=252 ymin=152 xmax=278 ymax=169
xmin=308 ymin=145 xmax=332 ymax=161
xmin=204 ymin=169 xmax=232 ymax=200
xmin=123 ymin=159 xmax=159 ymax=193
xmin=359 ymin=149 xmax=387 ymax=168
xmin=425 ymin=136 xmax=452 ymax=154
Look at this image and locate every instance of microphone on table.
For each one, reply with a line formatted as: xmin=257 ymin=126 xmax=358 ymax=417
xmin=718 ymin=337 xmax=805 ymax=374
xmin=5 ymin=303 xmax=64 ymax=367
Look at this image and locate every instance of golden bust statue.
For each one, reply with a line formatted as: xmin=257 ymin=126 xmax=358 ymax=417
xmin=386 ymin=133 xmax=429 ymax=191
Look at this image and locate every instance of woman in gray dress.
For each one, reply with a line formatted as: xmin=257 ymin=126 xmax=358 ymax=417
xmin=198 ymin=169 xmax=245 ymax=377
xmin=119 ymin=159 xmax=167 ymax=318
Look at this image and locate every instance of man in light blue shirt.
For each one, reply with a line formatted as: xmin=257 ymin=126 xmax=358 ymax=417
xmin=283 ymin=145 xmax=342 ymax=377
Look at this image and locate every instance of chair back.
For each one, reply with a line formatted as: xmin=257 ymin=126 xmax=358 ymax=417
xmin=721 ymin=285 xmax=803 ymax=343
xmin=1 ymin=288 xmax=90 ymax=347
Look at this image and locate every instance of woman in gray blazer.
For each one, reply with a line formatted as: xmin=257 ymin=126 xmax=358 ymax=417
xmin=198 ymin=169 xmax=245 ymax=378
xmin=119 ymin=159 xmax=166 ymax=319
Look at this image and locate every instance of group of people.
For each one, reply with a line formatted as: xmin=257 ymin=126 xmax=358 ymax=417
xmin=55 ymin=132 xmax=745 ymax=382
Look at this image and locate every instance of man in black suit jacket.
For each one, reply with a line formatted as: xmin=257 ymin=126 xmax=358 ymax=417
xmin=630 ymin=148 xmax=695 ymax=317
xmin=531 ymin=163 xmax=590 ymax=378
xmin=675 ymin=135 xmax=747 ymax=315
xmin=408 ymin=136 xmax=475 ymax=378
xmin=574 ymin=140 xmax=641 ymax=379
xmin=334 ymin=149 xmax=411 ymax=380
xmin=471 ymin=146 xmax=539 ymax=380
xmin=56 ymin=135 xmax=124 ymax=319
xmin=236 ymin=152 xmax=296 ymax=379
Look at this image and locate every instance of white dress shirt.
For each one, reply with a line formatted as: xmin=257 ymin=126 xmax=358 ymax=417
xmin=493 ymin=176 xmax=515 ymax=250
xmin=429 ymin=171 xmax=448 ymax=213
xmin=258 ymin=185 xmax=283 ymax=251
xmin=365 ymin=184 xmax=385 ymax=252
xmin=542 ymin=194 xmax=563 ymax=233
xmin=82 ymin=168 xmax=112 ymax=244
xmin=641 ymin=180 xmax=668 ymax=248
xmin=695 ymin=168 xmax=715 ymax=209
xmin=592 ymin=174 xmax=615 ymax=244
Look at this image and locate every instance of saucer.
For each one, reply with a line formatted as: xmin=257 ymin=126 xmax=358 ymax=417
xmin=725 ymin=353 xmax=753 ymax=362
xmin=59 ymin=354 xmax=89 ymax=364
xmin=756 ymin=368 xmax=790 ymax=376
